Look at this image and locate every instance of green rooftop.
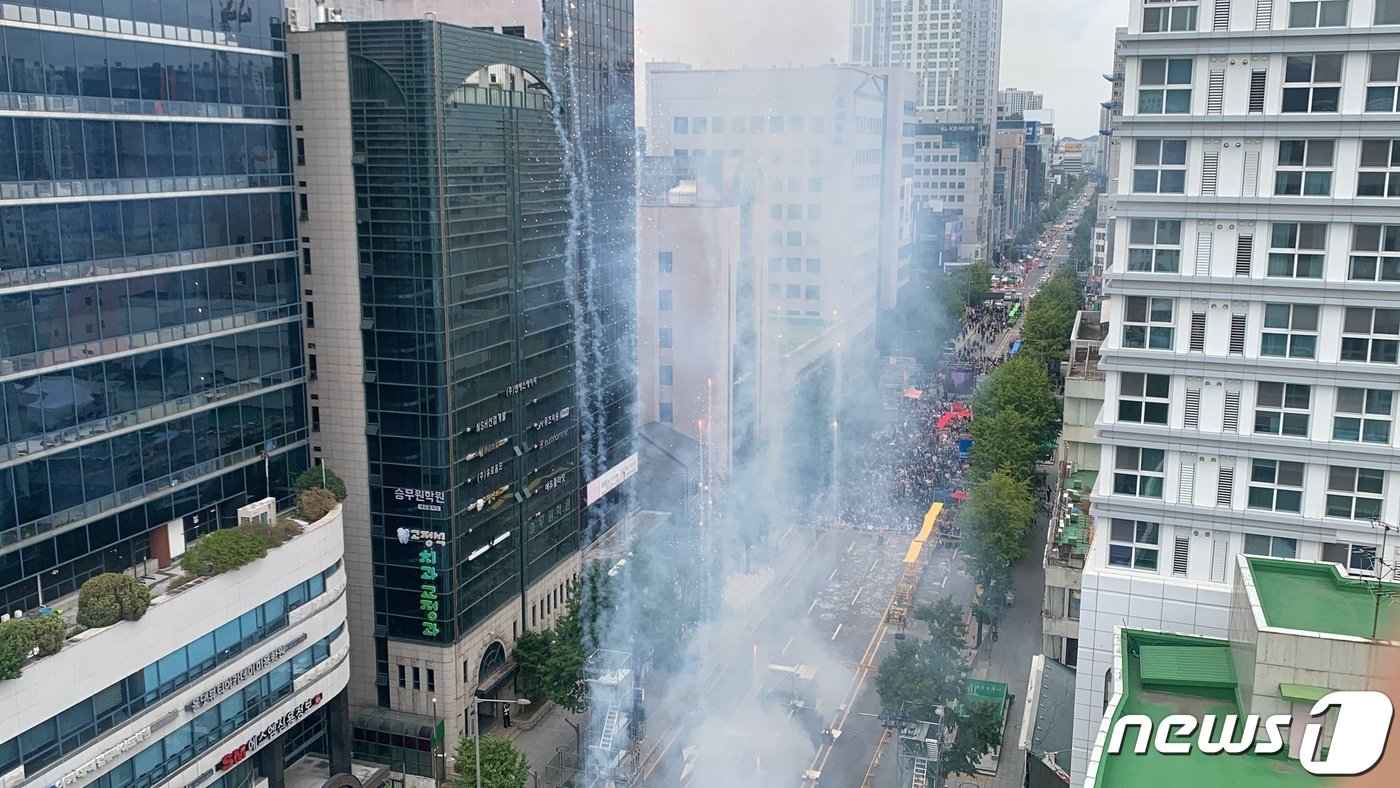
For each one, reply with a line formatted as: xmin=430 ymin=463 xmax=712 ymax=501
xmin=1246 ymin=556 xmax=1400 ymax=639
xmin=1093 ymin=630 xmax=1315 ymax=788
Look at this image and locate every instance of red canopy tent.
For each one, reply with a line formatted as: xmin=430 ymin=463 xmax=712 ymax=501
xmin=951 ymin=490 xmax=969 ymax=501
xmin=936 ymin=402 xmax=973 ymax=430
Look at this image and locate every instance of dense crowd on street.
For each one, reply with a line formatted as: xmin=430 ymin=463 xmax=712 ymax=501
xmin=812 ymin=295 xmax=1026 ymax=537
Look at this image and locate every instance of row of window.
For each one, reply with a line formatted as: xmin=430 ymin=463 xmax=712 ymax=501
xmin=87 ymin=625 xmax=342 ymax=788
xmin=767 ymin=204 xmax=825 ymax=221
xmin=1142 ymin=0 xmax=1400 ymax=31
xmin=0 ymin=29 xmax=286 ymax=108
xmin=1120 ymin=297 xmax=1400 ymax=363
xmin=673 ymin=114 xmax=828 ymax=135
xmin=769 ymin=230 xmax=822 ymax=247
xmin=1126 ymin=218 xmax=1400 ymax=281
xmin=1136 ymin=51 xmax=1400 ymax=114
xmin=0 ymin=562 xmax=338 ymax=777
xmin=768 ymin=257 xmax=823 ymax=274
xmin=1108 ymin=517 xmax=1380 ymax=577
xmin=2 ymin=0 xmax=289 ymax=50
xmin=1133 ymin=137 xmax=1400 ymax=197
xmin=0 ymin=194 xmax=296 ymax=271
xmin=768 ymin=283 xmax=822 ymax=300
xmin=1113 ymin=446 xmax=1387 ymax=520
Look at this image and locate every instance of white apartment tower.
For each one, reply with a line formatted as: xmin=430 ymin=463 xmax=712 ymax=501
xmin=999 ymin=87 xmax=1045 ymax=116
xmin=1072 ymin=0 xmax=1400 ymax=783
xmin=852 ymin=0 xmax=1003 ymax=258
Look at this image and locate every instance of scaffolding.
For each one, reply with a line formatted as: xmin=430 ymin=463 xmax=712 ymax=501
xmin=584 ymin=649 xmax=641 ymax=787
xmin=897 ymin=712 xmax=946 ymax=788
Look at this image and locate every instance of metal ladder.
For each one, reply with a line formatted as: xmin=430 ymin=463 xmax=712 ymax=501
xmin=598 ymin=703 xmax=621 ymax=751
xmin=910 ymin=758 xmax=929 ymax=788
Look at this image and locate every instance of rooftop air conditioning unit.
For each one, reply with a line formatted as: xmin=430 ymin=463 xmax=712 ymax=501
xmin=237 ymin=497 xmax=277 ymax=525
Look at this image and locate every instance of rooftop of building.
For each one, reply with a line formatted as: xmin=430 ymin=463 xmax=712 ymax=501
xmin=1244 ymin=556 xmax=1400 ymax=639
xmin=1050 ymin=470 xmax=1095 ymax=559
xmin=1022 ymin=655 xmax=1075 ymax=779
xmin=1091 ymin=629 xmax=1316 ymax=788
xmin=1065 ymin=310 xmax=1105 ymax=380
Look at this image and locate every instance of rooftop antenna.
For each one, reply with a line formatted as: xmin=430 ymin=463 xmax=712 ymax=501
xmin=1367 ymin=517 xmax=1400 ymax=639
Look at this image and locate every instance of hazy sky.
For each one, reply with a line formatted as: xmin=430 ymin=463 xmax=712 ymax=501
xmin=636 ymin=0 xmax=1126 ymax=138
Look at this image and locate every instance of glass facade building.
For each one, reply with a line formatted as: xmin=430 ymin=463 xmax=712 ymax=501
xmin=0 ymin=0 xmax=308 ymax=612
xmin=541 ymin=0 xmax=637 ymax=540
xmin=316 ymin=21 xmax=576 ymax=653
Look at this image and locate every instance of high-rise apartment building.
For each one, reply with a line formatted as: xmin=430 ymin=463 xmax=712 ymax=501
xmin=998 ymin=86 xmax=1044 ymax=117
xmin=0 ymin=0 xmax=309 ymax=616
xmin=290 ymin=19 xmax=582 ymax=768
xmin=851 ymin=0 xmax=1003 ymax=259
xmin=910 ymin=121 xmax=987 ymax=262
xmin=288 ymin=0 xmax=639 ymax=542
xmin=1073 ymin=0 xmax=1400 ymax=783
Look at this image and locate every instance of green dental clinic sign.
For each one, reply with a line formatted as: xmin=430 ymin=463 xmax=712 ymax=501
xmin=420 ymin=544 xmax=441 ymax=638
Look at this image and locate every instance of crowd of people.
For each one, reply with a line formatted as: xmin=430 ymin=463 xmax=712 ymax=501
xmin=810 ymin=298 xmax=1023 ymax=537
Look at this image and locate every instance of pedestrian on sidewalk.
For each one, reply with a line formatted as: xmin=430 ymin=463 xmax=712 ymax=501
xmin=502 ymin=704 xmax=512 ymax=729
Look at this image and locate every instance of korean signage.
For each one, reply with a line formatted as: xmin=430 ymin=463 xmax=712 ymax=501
xmin=50 ymin=727 xmax=153 ymax=787
xmin=468 ymin=485 xmax=510 ymax=513
xmin=504 ymin=377 xmax=539 ymax=397
xmin=464 ymin=436 xmax=509 ymax=462
xmin=419 ymin=545 xmax=441 ymax=638
xmin=470 ymin=411 xmax=507 ymax=433
xmin=215 ymin=693 xmax=323 ymax=772
xmin=586 ymin=453 xmax=639 ymax=505
xmin=186 ymin=633 xmax=308 ymax=712
xmin=396 ymin=529 xmax=447 ymax=546
xmin=393 ymin=488 xmax=445 ymax=513
xmin=532 ymin=407 xmax=570 ymax=431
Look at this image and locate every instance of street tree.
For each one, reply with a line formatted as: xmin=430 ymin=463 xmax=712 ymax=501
xmin=940 ymin=700 xmax=1005 ymax=778
xmin=962 ymin=469 xmax=1036 ymax=592
xmin=971 ymin=355 xmax=1060 ymax=448
xmin=453 ymin=733 xmax=531 ymax=788
xmin=874 ymin=635 xmax=967 ymax=721
xmin=912 ymin=597 xmax=967 ymax=654
xmin=940 ymin=261 xmax=993 ymax=324
xmin=968 ymin=409 xmax=1042 ymax=482
xmin=511 ymin=629 xmax=554 ymax=704
xmin=544 ymin=591 xmax=589 ymax=713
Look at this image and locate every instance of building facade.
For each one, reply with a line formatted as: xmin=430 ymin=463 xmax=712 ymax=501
xmin=851 ymin=0 xmax=1003 ymax=259
xmin=290 ymin=20 xmax=582 ymax=763
xmin=993 ymin=124 xmax=1028 ymax=242
xmin=0 ymin=0 xmax=311 ymax=617
xmin=1073 ymin=0 xmax=1400 ymax=782
xmin=0 ymin=507 xmax=375 ymax=788
xmin=909 ymin=121 xmax=988 ymax=262
xmin=998 ymin=86 xmax=1044 ymax=117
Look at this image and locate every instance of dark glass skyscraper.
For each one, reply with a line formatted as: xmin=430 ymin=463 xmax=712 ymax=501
xmin=540 ymin=0 xmax=637 ymax=541
xmin=0 ymin=0 xmax=308 ymax=612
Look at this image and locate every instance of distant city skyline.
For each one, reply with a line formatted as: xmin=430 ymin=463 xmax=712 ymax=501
xmin=636 ymin=0 xmax=1123 ymax=138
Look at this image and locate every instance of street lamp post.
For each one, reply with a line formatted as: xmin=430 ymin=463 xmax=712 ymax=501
xmin=470 ymin=697 xmax=531 ymax=788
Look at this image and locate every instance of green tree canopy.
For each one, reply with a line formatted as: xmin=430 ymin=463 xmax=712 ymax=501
xmin=295 ymin=464 xmax=348 ymax=501
xmin=941 ymin=700 xmax=1006 ymax=777
xmin=912 ymin=597 xmax=968 ymax=655
xmin=971 ymin=355 xmax=1060 ymax=448
xmin=968 ymin=408 xmax=1043 ymax=483
xmin=452 ymin=733 xmax=531 ymax=788
xmin=874 ymin=635 xmax=967 ymax=721
xmin=962 ymin=469 xmax=1036 ymax=591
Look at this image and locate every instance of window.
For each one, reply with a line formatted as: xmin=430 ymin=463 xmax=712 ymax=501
xmin=784 ymin=284 xmax=799 ymax=299
xmin=712 ymin=117 xmax=725 ymax=133
xmin=1366 ymin=53 xmax=1400 ymax=111
xmin=1326 ymin=466 xmax=1385 ymax=519
xmin=304 ymin=301 xmax=315 ymax=329
xmin=1358 ymin=140 xmax=1400 ymax=197
xmin=1267 ymin=222 xmax=1326 ymax=278
xmin=786 ymin=258 xmax=802 ymax=272
xmin=1334 ymin=388 xmax=1395 ymax=442
xmin=1378 ymin=0 xmax=1400 ymax=23
xmin=1340 ymin=307 xmax=1400 ymax=363
xmin=673 ymin=117 xmax=689 ymax=134
xmin=786 ymin=204 xmax=802 ymax=220
xmin=1282 ymin=55 xmax=1342 ymax=112
xmin=1114 ymin=447 xmax=1166 ymax=498
xmin=659 ymin=327 xmax=672 ymax=348
xmin=412 ymin=667 xmax=420 ymax=690
xmin=658 ymin=251 xmax=673 ymax=273
xmin=426 ymin=669 xmax=435 ymax=693
xmin=1133 ymin=139 xmax=1187 ymax=193
xmin=1118 ymin=372 xmax=1170 ymax=424
xmin=311 ymin=406 xmax=321 ymax=432
xmin=809 ymin=177 xmax=824 ymax=193
xmin=808 ymin=205 xmax=822 ymax=220
xmin=1254 ymin=382 xmax=1311 ymax=436
xmin=787 ymin=231 xmax=802 ymax=246
xmin=301 ymin=247 xmax=312 ymax=275
xmin=1108 ymin=519 xmax=1161 ymax=570
xmin=1288 ymin=0 xmax=1349 ymax=27
xmin=1349 ymin=225 xmax=1400 ymax=281
xmin=398 ymin=664 xmax=405 ymax=688
xmin=1261 ymin=303 xmax=1319 ymax=358
xmin=750 ymin=116 xmax=764 ymax=133
xmin=769 ymin=204 xmax=784 ymax=220
xmin=806 ymin=258 xmax=822 ymax=273
xmin=768 ymin=257 xmax=782 ymax=272
xmin=1143 ymin=0 xmax=1199 ymax=31
xmin=659 ymin=403 xmax=673 ymax=423
xmin=1138 ymin=58 xmax=1193 ymax=114
xmin=659 ymin=366 xmax=673 ymax=386
xmin=1067 ymin=590 xmax=1082 ymax=620
xmin=1323 ymin=542 xmax=1379 ymax=573
xmin=692 ymin=117 xmax=708 ymax=134
xmin=1274 ymin=139 xmax=1334 ymax=195
xmin=1122 ymin=296 xmax=1175 ymax=349
xmin=1244 ymin=534 xmax=1299 ymax=558
xmin=659 ymin=290 xmax=673 ymax=311
xmin=295 ymin=137 xmax=305 ymax=167
xmin=1247 ymin=459 xmax=1305 ymax=512
xmin=805 ymin=285 xmax=821 ymax=300
xmin=1127 ymin=219 xmax=1182 ymax=272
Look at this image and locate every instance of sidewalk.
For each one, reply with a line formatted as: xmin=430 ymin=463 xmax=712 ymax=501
xmin=961 ymin=463 xmax=1055 ymax=788
xmin=497 ymin=702 xmax=589 ymax=787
